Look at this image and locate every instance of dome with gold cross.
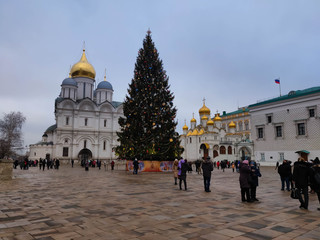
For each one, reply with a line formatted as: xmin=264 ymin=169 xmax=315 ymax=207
xmin=70 ymin=49 xmax=96 ymax=79
xmin=199 ymin=99 xmax=211 ymax=115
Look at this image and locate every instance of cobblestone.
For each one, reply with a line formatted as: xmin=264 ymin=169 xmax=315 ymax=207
xmin=0 ymin=165 xmax=319 ymax=239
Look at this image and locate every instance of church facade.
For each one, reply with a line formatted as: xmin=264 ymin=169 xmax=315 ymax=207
xmin=29 ymin=49 xmax=123 ymax=162
xmin=180 ymin=101 xmax=254 ymax=162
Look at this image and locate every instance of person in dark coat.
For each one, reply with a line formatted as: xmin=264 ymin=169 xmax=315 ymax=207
xmin=55 ymin=159 xmax=60 ymax=170
xmin=133 ymin=159 xmax=139 ymax=174
xmin=249 ymin=161 xmax=261 ymax=201
xmin=310 ymin=157 xmax=320 ymax=211
xmin=202 ymin=156 xmax=213 ymax=192
xmin=178 ymin=159 xmax=188 ymax=190
xmin=278 ymin=160 xmax=292 ymax=191
xmin=293 ymin=157 xmax=312 ymax=210
xmin=239 ymin=160 xmax=252 ymax=202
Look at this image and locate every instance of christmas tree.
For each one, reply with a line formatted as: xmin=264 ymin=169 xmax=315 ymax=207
xmin=116 ymin=30 xmax=182 ymax=161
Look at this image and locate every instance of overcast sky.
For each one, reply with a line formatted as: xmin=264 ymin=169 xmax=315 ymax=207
xmin=1 ymin=0 xmax=320 ymax=149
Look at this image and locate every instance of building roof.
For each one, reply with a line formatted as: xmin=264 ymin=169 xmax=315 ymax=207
xmin=221 ymin=107 xmax=249 ymax=117
xmin=97 ymin=81 xmax=113 ymax=90
xmin=61 ymin=78 xmax=77 ymax=87
xmin=45 ymin=124 xmax=57 ymax=133
xmin=248 ymin=86 xmax=320 ymax=108
xmin=111 ymin=101 xmax=122 ymax=108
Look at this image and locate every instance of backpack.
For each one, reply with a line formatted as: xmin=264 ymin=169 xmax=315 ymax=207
xmin=314 ymin=170 xmax=320 ymax=185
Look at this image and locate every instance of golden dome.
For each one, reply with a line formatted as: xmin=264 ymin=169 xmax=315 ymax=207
xmin=214 ymin=113 xmax=222 ymax=121
xmin=198 ymin=128 xmax=204 ymax=135
xmin=199 ymin=103 xmax=211 ymax=115
xmin=70 ymin=49 xmax=96 ymax=79
xmin=190 ymin=129 xmax=199 ymax=136
xmin=182 ymin=124 xmax=188 ymax=130
xmin=229 ymin=121 xmax=236 ymax=128
xmin=191 ymin=117 xmax=196 ymax=123
xmin=207 ymin=118 xmax=214 ymax=125
xmin=201 ymin=115 xmax=208 ymax=120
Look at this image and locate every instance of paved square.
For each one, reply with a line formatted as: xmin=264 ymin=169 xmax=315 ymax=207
xmin=1 ymin=164 xmax=320 ymax=239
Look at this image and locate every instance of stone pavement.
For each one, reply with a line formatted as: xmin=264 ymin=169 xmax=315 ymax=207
xmin=0 ymin=164 xmax=320 ymax=240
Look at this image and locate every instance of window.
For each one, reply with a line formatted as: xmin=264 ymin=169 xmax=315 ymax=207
xmin=267 ymin=115 xmax=272 ymax=124
xmin=260 ymin=153 xmax=265 ymax=161
xmin=220 ymin=146 xmax=226 ymax=154
xmin=66 ymin=117 xmax=69 ymax=125
xmin=297 ymin=123 xmax=305 ymax=135
xmin=63 ymin=147 xmax=68 ymax=157
xmin=257 ymin=127 xmax=264 ymax=139
xmin=34 ymin=152 xmax=36 ymax=156
xmin=85 ymin=118 xmax=88 ymax=126
xmin=199 ymin=137 xmax=200 ymax=143
xmin=64 ymin=139 xmax=68 ymax=144
xmin=190 ymin=137 xmax=192 ymax=143
xmin=84 ymin=140 xmax=87 ymax=148
xmin=245 ymin=121 xmax=249 ymax=130
xmin=279 ymin=152 xmax=284 ymax=161
xmin=309 ymin=108 xmax=315 ymax=118
xmin=104 ymin=119 xmax=107 ymax=127
xmin=103 ymin=141 xmax=106 ymax=150
xmin=239 ymin=121 xmax=243 ymax=131
xmin=228 ymin=146 xmax=232 ymax=155
xmin=275 ymin=126 xmax=282 ymax=138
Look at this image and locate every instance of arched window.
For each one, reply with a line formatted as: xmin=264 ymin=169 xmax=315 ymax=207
xmin=245 ymin=121 xmax=249 ymax=130
xmin=84 ymin=140 xmax=87 ymax=149
xmin=239 ymin=121 xmax=243 ymax=131
xmin=103 ymin=141 xmax=106 ymax=150
xmin=220 ymin=146 xmax=226 ymax=154
xmin=228 ymin=146 xmax=232 ymax=154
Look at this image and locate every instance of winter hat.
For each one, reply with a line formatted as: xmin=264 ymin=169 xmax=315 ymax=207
xmin=243 ymin=160 xmax=249 ymax=165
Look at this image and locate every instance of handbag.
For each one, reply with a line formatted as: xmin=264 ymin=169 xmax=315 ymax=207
xmin=290 ymin=188 xmax=299 ymax=199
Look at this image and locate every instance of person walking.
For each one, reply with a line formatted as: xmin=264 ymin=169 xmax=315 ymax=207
xmin=71 ymin=159 xmax=74 ymax=168
xmin=293 ymin=157 xmax=312 ymax=210
xmin=249 ymin=161 xmax=261 ymax=201
xmin=310 ymin=157 xmax=320 ymax=211
xmin=178 ymin=159 xmax=188 ymax=190
xmin=133 ymin=158 xmax=139 ymax=174
xmin=278 ymin=160 xmax=292 ymax=191
xmin=239 ymin=160 xmax=252 ymax=202
xmin=55 ymin=159 xmax=60 ymax=170
xmin=111 ymin=160 xmax=115 ymax=170
xmin=172 ymin=159 xmax=179 ymax=185
xmin=202 ymin=156 xmax=213 ymax=192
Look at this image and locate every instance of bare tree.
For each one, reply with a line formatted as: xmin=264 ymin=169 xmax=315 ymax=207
xmin=0 ymin=112 xmax=26 ymax=158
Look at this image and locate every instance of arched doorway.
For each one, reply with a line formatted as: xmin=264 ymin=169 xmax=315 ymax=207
xmin=200 ymin=143 xmax=209 ymax=160
xmin=239 ymin=147 xmax=251 ymax=160
xmin=78 ymin=148 xmax=93 ymax=166
xmin=213 ymin=145 xmax=219 ymax=159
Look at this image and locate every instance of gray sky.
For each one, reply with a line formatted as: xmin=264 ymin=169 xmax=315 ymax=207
xmin=1 ymin=0 xmax=320 ymax=149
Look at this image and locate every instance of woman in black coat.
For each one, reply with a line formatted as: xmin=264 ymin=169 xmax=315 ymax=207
xmin=310 ymin=157 xmax=320 ymax=211
xmin=292 ymin=158 xmax=312 ymax=210
xmin=239 ymin=160 xmax=252 ymax=202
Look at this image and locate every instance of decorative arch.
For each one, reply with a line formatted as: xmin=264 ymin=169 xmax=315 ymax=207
xmin=238 ymin=147 xmax=252 ymax=160
xmin=227 ymin=146 xmax=232 ymax=155
xmin=200 ymin=143 xmax=209 ymax=159
xmin=78 ymin=99 xmax=96 ymax=111
xmin=220 ymin=146 xmax=226 ymax=154
xmin=78 ymin=148 xmax=93 ymax=162
xmin=100 ymin=103 xmax=113 ymax=113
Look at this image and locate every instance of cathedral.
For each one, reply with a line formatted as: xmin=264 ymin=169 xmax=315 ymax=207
xmin=29 ymin=49 xmax=123 ymax=162
xmin=180 ymin=100 xmax=254 ymax=162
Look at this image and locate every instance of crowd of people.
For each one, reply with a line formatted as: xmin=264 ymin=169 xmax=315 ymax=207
xmin=277 ymin=157 xmax=320 ymax=210
xmin=170 ymin=156 xmax=320 ymax=211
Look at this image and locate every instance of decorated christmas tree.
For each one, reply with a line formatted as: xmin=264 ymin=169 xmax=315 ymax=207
xmin=116 ymin=30 xmax=182 ymax=161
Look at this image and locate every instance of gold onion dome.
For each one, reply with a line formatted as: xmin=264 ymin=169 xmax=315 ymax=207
xmin=199 ymin=103 xmax=211 ymax=115
xmin=191 ymin=117 xmax=196 ymax=123
xmin=201 ymin=115 xmax=208 ymax=120
xmin=207 ymin=118 xmax=214 ymax=125
xmin=182 ymin=124 xmax=188 ymax=130
xmin=229 ymin=121 xmax=236 ymax=128
xmin=214 ymin=113 xmax=222 ymax=121
xmin=70 ymin=49 xmax=96 ymax=79
xmin=191 ymin=129 xmax=199 ymax=136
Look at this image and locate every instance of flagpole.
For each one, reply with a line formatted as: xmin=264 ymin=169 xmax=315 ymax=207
xmin=279 ymin=77 xmax=281 ymax=96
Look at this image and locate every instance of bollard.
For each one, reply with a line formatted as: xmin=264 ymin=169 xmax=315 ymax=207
xmin=0 ymin=159 xmax=13 ymax=180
